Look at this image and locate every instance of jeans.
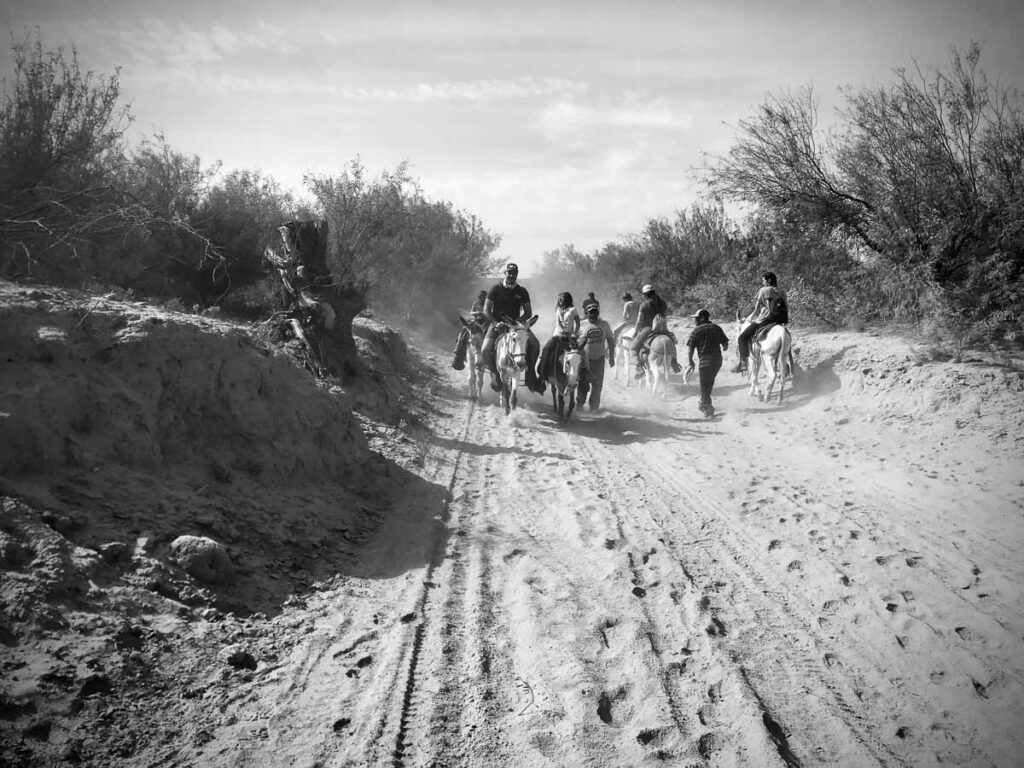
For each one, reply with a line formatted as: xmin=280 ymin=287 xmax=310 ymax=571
xmin=630 ymin=327 xmax=654 ymax=368
xmin=737 ymin=321 xmax=763 ymax=360
xmin=577 ymin=356 xmax=607 ymax=409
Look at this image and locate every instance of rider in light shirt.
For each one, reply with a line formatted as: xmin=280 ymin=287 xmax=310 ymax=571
xmin=576 ymin=304 xmax=615 ymax=412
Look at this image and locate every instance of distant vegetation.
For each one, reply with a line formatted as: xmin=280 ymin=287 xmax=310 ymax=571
xmin=1 ymin=33 xmax=1020 ymax=353
xmin=0 ymin=32 xmax=501 ymax=338
xmin=535 ymin=43 xmax=1024 ymax=350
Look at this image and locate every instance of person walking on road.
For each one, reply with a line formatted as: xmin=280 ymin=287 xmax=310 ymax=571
xmin=685 ymin=308 xmax=730 ymax=417
xmin=576 ymin=304 xmax=615 ymax=412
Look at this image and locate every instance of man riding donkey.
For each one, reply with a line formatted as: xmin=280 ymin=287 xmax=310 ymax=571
xmin=576 ymin=303 xmax=616 ymax=413
xmin=732 ymin=271 xmax=789 ymax=373
xmin=479 ymin=262 xmax=544 ymax=394
xmin=631 ymin=284 xmax=683 ymax=379
xmin=451 ymin=289 xmax=489 ymax=370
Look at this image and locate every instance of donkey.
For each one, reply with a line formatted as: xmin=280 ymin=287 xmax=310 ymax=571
xmin=615 ymin=325 xmax=636 ymax=388
xmin=545 ymin=344 xmax=584 ymax=421
xmin=735 ymin=312 xmax=793 ymax=403
xmin=642 ymin=333 xmax=676 ymax=400
xmin=458 ymin=316 xmax=486 ymax=400
xmin=495 ymin=316 xmax=538 ymax=415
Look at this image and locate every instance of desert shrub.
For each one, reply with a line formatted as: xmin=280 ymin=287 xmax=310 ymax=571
xmin=0 ymin=33 xmax=133 ymax=280
xmin=197 ymin=169 xmax=298 ymax=313
xmin=701 ymin=44 xmax=1024 ymax=341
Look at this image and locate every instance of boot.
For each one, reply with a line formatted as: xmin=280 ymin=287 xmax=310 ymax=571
xmin=527 ymin=371 xmax=545 ymax=395
xmin=634 ymin=365 xmax=645 ymax=379
xmin=730 ymin=359 xmax=747 ymax=373
xmin=670 ymin=360 xmax=682 ymax=374
xmin=452 ymin=334 xmax=468 ymax=370
xmin=490 ymin=372 xmax=501 ymax=392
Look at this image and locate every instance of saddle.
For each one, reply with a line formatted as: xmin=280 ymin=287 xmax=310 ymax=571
xmin=642 ymin=329 xmax=677 ymax=351
xmin=539 ymin=333 xmax=577 ymax=380
xmin=753 ymin=323 xmax=783 ymax=343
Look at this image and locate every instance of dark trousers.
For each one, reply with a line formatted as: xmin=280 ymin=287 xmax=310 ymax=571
xmin=737 ymin=321 xmax=764 ymax=360
xmin=630 ymin=327 xmax=654 ymax=367
xmin=697 ymin=360 xmax=722 ymax=410
xmin=577 ymin=356 xmax=607 ymax=409
xmin=452 ymin=327 xmax=470 ymax=368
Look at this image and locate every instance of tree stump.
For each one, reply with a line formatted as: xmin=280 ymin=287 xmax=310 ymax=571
xmin=264 ymin=220 xmax=365 ymax=381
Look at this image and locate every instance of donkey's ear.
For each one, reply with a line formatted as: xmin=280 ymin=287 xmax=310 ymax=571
xmin=526 ymin=314 xmax=539 ymax=327
xmin=458 ymin=316 xmax=471 ymax=329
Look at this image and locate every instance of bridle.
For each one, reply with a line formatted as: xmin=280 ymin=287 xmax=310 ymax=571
xmin=502 ymin=326 xmax=529 ymax=370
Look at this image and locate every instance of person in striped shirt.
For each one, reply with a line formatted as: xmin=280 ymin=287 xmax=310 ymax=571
xmin=685 ymin=308 xmax=730 ymax=417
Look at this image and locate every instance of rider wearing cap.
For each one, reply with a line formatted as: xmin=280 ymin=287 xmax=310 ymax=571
xmin=576 ymin=303 xmax=615 ymax=412
xmin=630 ymin=284 xmax=682 ymax=378
xmin=480 ymin=262 xmax=543 ymax=394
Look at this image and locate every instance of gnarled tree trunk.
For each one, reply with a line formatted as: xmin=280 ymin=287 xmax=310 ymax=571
xmin=264 ymin=220 xmax=366 ymax=382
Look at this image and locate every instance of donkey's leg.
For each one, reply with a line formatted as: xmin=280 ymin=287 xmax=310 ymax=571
xmin=763 ymin=356 xmax=776 ymax=402
xmin=776 ymin=352 xmax=787 ymax=403
xmin=502 ymin=375 xmax=511 ymax=414
xmin=748 ymin=349 xmax=760 ymax=398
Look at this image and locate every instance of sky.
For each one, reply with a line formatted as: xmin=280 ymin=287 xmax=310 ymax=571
xmin=3 ymin=0 xmax=1023 ymax=276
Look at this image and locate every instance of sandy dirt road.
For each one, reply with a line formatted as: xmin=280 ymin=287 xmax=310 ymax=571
xmin=4 ymin=288 xmax=1022 ymax=767
xmin=193 ymin=330 xmax=1023 ymax=768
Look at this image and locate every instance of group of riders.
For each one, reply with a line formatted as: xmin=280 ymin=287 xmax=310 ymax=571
xmin=452 ymin=262 xmax=789 ymax=415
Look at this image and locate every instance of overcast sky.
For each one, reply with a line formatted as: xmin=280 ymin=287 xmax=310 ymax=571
xmin=3 ymin=0 xmax=1023 ymax=275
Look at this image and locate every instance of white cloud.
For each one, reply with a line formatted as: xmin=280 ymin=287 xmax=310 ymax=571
xmin=536 ymin=92 xmax=692 ymax=146
xmin=337 ymin=77 xmax=586 ymax=103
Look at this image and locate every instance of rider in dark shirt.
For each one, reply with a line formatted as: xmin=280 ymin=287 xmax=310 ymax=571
xmin=480 ymin=262 xmax=543 ymax=394
xmin=630 ymin=284 xmax=681 ymax=377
